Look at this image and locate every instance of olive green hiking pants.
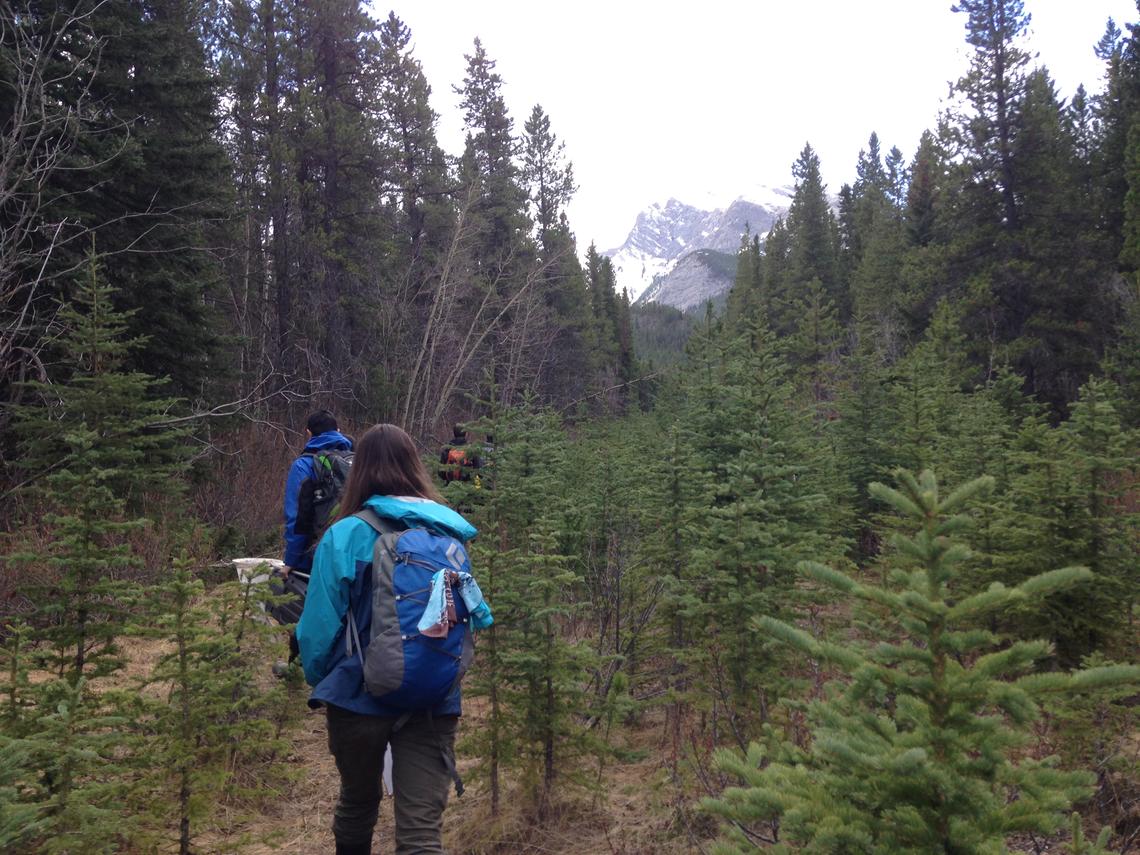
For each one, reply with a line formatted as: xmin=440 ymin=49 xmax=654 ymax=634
xmin=326 ymin=705 xmax=458 ymax=854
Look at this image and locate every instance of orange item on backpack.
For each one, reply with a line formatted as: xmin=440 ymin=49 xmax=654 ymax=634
xmin=445 ymin=447 xmax=467 ymax=482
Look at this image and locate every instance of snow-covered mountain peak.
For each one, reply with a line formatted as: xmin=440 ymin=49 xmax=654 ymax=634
xmin=733 ymin=183 xmax=796 ymax=210
xmin=603 ymin=184 xmax=793 ymax=305
xmin=671 ymin=182 xmax=795 ymax=214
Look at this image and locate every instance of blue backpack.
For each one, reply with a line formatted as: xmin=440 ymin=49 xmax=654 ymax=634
xmin=346 ymin=510 xmax=475 ymax=711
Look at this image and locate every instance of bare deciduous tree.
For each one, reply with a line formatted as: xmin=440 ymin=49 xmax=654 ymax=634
xmin=396 ymin=183 xmax=560 ymax=436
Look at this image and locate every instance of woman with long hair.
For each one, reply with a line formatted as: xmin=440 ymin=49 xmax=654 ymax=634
xmin=296 ymin=423 xmax=478 ymax=855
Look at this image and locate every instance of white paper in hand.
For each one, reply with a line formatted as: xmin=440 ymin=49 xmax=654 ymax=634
xmin=383 ymin=744 xmax=394 ymax=795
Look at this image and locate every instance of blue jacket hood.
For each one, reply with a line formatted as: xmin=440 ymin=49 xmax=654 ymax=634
xmin=303 ymin=430 xmax=353 ymax=453
xmin=364 ymin=495 xmax=477 ymax=542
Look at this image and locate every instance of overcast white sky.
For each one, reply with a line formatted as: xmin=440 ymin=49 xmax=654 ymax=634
xmin=387 ymin=0 xmax=1135 ymax=252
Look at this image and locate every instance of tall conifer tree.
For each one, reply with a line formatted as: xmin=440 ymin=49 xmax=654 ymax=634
xmin=521 ymin=105 xmax=592 ymax=405
xmin=780 ymin=144 xmax=842 ymax=330
xmin=12 ymin=254 xmax=185 ymax=680
xmin=22 ymin=0 xmax=230 ymax=399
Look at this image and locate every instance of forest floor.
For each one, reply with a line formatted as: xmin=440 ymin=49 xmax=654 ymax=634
xmin=203 ymin=665 xmax=1131 ymax=854
xmin=212 ymin=689 xmax=702 ymax=855
xmin=108 ymin=621 xmax=1136 ymax=853
xmin=163 ymin=624 xmax=705 ymax=855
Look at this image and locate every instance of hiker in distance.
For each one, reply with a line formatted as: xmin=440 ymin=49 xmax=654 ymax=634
xmin=274 ymin=410 xmax=354 ymax=667
xmin=283 ymin=409 xmax=354 ymax=576
xmin=437 ymin=423 xmax=478 ymax=484
xmin=297 ymin=423 xmax=490 ymax=855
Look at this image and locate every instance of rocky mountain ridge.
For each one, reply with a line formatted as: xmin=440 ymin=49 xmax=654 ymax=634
xmin=603 ymin=186 xmax=793 ymax=308
xmin=635 ymin=249 xmax=736 ymax=311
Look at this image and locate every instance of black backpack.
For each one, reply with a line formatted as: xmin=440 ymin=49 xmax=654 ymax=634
xmin=268 ymin=569 xmax=309 ymax=626
xmin=267 ymin=449 xmax=348 ymax=629
xmin=270 ymin=449 xmax=353 ymax=628
xmin=294 ymin=449 xmax=354 ymax=543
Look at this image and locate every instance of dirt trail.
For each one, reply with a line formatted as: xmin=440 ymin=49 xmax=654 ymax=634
xmin=224 ymin=696 xmax=691 ymax=854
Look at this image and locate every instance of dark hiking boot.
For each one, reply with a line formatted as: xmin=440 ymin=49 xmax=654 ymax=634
xmin=334 ymin=841 xmax=371 ymax=855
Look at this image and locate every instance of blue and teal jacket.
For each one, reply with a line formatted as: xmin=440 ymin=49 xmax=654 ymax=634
xmin=295 ymin=495 xmax=478 ymax=715
xmin=283 ymin=430 xmax=353 ymax=570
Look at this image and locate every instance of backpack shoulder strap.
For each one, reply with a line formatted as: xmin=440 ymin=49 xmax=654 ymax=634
xmin=345 ymin=509 xmax=403 ymax=662
xmin=353 ymin=508 xmax=402 ymax=536
xmin=300 ymin=450 xmax=326 ymax=474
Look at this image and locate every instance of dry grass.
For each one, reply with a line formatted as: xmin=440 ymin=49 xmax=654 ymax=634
xmin=439 ymin=704 xmax=702 ymax=855
xmin=214 ymin=686 xmax=701 ymax=855
xmin=196 ymin=703 xmax=343 ymax=854
xmin=24 ymin=564 xmax=1136 ymax=854
xmin=189 ymin=423 xmax=301 ymax=559
xmin=68 ymin=624 xmax=696 ymax=854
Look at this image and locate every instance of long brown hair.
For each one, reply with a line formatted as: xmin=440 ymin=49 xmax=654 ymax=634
xmin=336 ymin=424 xmax=442 ymax=522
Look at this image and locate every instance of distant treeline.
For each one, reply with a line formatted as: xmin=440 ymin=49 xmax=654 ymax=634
xmin=718 ymin=1 xmax=1140 ymax=419
xmin=1 ymin=2 xmax=641 ymax=443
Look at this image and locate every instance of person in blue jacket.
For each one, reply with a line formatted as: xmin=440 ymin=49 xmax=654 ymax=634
xmin=282 ymin=409 xmax=354 ymax=574
xmin=297 ymin=423 xmax=477 ymax=855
